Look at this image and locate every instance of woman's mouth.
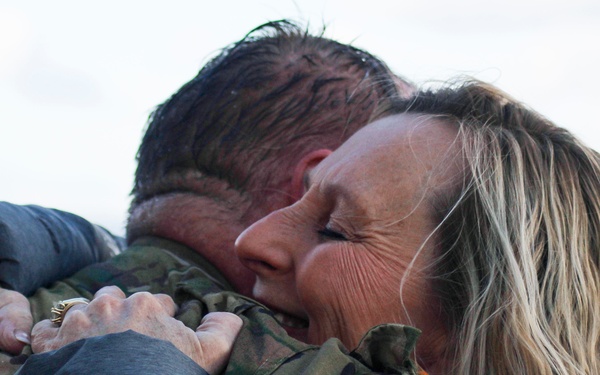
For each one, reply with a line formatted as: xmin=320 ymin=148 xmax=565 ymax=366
xmin=272 ymin=310 xmax=309 ymax=342
xmin=256 ymin=300 xmax=309 ymax=341
xmin=272 ymin=311 xmax=309 ymax=329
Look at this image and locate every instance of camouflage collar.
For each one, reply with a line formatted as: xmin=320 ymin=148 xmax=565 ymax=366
xmin=351 ymin=324 xmax=421 ymax=374
xmin=131 ymin=236 xmax=234 ymax=291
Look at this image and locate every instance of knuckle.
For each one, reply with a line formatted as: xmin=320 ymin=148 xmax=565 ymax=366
xmin=30 ymin=321 xmax=45 ymax=337
xmin=155 ymin=294 xmax=176 ymax=312
xmin=155 ymin=293 xmax=174 ymax=304
xmin=127 ymin=292 xmax=155 ymax=308
xmin=128 ymin=291 xmax=152 ymax=301
xmin=92 ymin=294 xmax=122 ymax=310
xmin=96 ymin=285 xmax=126 ymax=298
xmin=127 ymin=292 xmax=174 ymax=313
xmin=62 ymin=308 xmax=89 ymax=326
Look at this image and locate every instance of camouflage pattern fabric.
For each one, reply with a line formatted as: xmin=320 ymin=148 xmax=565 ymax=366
xmin=0 ymin=236 xmax=421 ymax=374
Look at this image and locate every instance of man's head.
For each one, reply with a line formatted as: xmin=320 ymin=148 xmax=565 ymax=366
xmin=127 ymin=20 xmax=414 ymax=295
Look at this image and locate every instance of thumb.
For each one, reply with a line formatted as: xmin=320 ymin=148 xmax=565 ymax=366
xmin=0 ymin=288 xmax=33 ymax=354
xmin=194 ymin=312 xmax=243 ymax=374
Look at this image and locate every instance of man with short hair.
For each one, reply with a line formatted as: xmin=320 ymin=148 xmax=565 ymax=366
xmin=126 ymin=19 xmax=411 ymax=297
xmin=0 ymin=21 xmax=417 ymax=374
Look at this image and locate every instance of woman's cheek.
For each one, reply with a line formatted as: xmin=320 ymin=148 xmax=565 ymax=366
xmin=296 ymin=246 xmax=348 ymax=318
xmin=298 ymin=241 xmax=410 ymax=346
xmin=295 ymin=244 xmax=370 ymax=339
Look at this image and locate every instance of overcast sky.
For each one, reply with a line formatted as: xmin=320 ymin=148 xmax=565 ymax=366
xmin=1 ymin=0 xmax=599 ymax=236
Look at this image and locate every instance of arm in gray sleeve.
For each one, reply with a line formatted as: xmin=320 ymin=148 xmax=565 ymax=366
xmin=0 ymin=201 xmax=126 ymax=295
xmin=16 ymin=330 xmax=209 ymax=375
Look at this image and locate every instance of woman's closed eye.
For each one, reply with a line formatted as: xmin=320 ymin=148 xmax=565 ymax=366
xmin=317 ymin=227 xmax=348 ymax=241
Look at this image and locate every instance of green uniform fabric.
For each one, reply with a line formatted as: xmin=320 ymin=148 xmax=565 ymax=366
xmin=0 ymin=237 xmax=421 ymax=374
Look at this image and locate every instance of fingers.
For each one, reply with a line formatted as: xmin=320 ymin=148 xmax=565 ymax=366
xmin=32 ymin=315 xmax=93 ymax=353
xmin=30 ymin=288 xmax=179 ymax=355
xmin=93 ymin=287 xmax=176 ymax=317
xmin=0 ymin=288 xmax=32 ymax=354
xmin=195 ymin=312 xmax=243 ymax=374
xmin=30 ymin=319 xmax=61 ymax=353
xmin=197 ymin=312 xmax=243 ymax=342
xmin=126 ymin=292 xmax=177 ymax=317
xmin=31 ymin=299 xmax=94 ymax=353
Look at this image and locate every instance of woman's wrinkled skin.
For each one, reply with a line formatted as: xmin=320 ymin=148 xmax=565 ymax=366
xmin=30 ymin=286 xmax=242 ymax=374
xmin=235 ymin=113 xmax=461 ymax=370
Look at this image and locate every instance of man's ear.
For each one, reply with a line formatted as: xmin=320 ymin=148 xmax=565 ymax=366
xmin=290 ymin=149 xmax=332 ymax=202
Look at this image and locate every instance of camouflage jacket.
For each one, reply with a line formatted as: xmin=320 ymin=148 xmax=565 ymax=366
xmin=0 ymin=237 xmax=422 ymax=374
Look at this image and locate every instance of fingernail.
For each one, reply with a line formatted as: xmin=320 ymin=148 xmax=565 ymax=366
xmin=14 ymin=330 xmax=30 ymax=345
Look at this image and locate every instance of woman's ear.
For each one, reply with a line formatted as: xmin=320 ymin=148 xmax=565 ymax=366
xmin=290 ymin=149 xmax=332 ymax=202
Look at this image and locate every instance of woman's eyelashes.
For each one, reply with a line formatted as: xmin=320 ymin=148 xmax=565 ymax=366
xmin=317 ymin=226 xmax=347 ymax=241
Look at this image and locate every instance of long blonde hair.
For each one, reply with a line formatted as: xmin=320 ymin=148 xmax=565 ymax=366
xmin=380 ymin=81 xmax=600 ymax=374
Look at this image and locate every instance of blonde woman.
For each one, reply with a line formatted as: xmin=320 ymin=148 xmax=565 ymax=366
xmin=235 ymin=81 xmax=600 ymax=374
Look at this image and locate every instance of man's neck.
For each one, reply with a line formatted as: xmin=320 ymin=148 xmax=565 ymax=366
xmin=127 ymin=193 xmax=256 ymax=296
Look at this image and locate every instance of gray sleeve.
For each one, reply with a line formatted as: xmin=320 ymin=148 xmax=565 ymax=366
xmin=16 ymin=330 xmax=209 ymax=375
xmin=0 ymin=201 xmax=126 ymax=295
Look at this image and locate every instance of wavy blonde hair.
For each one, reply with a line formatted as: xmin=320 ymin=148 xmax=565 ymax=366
xmin=379 ymin=81 xmax=600 ymax=374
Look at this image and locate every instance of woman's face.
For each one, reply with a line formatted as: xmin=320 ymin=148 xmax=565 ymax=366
xmin=235 ymin=113 xmax=459 ymax=350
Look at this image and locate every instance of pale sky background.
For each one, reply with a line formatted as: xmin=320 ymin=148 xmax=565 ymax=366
xmin=1 ymin=0 xmax=599 ymax=236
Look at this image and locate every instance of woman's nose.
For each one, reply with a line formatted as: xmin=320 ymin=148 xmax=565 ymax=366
xmin=235 ymin=209 xmax=296 ymax=278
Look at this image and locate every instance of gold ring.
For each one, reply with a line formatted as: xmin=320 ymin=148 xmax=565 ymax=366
xmin=51 ymin=298 xmax=90 ymax=326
